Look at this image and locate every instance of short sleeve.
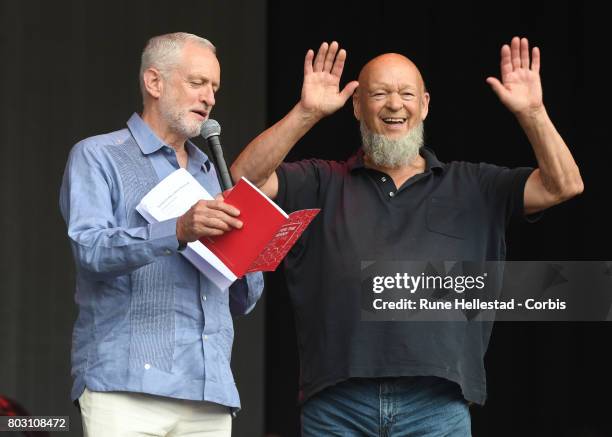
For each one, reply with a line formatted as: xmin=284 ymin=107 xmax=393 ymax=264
xmin=276 ymin=160 xmax=331 ymax=213
xmin=477 ymin=163 xmax=538 ymax=225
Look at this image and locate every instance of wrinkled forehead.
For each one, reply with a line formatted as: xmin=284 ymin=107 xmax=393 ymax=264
xmin=176 ymin=43 xmax=220 ymax=74
xmin=166 ymin=43 xmax=220 ymax=91
xmin=358 ymin=54 xmax=424 ymax=91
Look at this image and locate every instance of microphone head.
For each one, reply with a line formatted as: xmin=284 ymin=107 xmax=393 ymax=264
xmin=200 ymin=119 xmax=221 ymax=139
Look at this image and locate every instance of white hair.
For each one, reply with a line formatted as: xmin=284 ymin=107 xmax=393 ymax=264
xmin=360 ymin=121 xmax=425 ymax=168
xmin=139 ymin=32 xmax=216 ymax=97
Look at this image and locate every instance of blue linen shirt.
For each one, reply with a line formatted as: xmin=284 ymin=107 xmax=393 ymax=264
xmin=59 ymin=113 xmax=264 ymax=409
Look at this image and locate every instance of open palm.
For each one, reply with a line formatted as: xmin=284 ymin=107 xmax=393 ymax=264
xmin=300 ymin=41 xmax=359 ymax=118
xmin=486 ymin=37 xmax=544 ymax=116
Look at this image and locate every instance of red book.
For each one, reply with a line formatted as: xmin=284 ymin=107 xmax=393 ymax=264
xmin=200 ymin=177 xmax=319 ymax=278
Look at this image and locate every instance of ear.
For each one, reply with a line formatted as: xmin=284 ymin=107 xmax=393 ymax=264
xmin=352 ymin=87 xmax=362 ymax=121
xmin=420 ymin=91 xmax=430 ymax=121
xmin=143 ymin=68 xmax=164 ymax=99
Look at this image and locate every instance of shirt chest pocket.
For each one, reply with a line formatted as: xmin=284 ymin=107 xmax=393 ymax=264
xmin=426 ymin=196 xmax=467 ymax=239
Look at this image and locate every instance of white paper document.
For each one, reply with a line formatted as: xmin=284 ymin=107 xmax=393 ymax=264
xmin=136 ymin=168 xmax=237 ymax=290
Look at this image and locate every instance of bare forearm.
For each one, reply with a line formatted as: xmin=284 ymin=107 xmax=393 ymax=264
xmin=517 ymin=107 xmax=583 ymax=199
xmin=231 ymin=103 xmax=321 ymax=187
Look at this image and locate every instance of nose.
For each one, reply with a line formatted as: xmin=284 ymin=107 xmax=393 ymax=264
xmin=200 ymin=85 xmax=215 ymax=109
xmin=386 ymin=92 xmax=403 ymax=111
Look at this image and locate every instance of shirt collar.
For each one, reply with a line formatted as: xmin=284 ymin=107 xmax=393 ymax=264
xmin=127 ymin=112 xmax=211 ymax=172
xmin=185 ymin=140 xmax=212 ymax=172
xmin=348 ymin=146 xmax=445 ymax=174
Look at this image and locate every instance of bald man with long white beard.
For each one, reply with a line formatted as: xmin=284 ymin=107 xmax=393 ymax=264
xmin=232 ymin=38 xmax=582 ymax=436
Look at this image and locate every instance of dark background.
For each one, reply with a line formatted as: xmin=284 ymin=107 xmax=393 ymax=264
xmin=1 ymin=1 xmax=610 ymax=436
xmin=0 ymin=1 xmax=267 ymax=436
xmin=264 ymin=1 xmax=611 ymax=437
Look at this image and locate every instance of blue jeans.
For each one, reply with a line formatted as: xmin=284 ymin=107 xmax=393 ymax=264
xmin=302 ymin=376 xmax=471 ymax=436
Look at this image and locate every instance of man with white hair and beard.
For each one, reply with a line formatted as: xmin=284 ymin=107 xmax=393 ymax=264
xmin=60 ymin=32 xmax=263 ymax=436
xmin=231 ymin=38 xmax=582 ymax=436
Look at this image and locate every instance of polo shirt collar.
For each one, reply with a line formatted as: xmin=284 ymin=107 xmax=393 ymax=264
xmin=420 ymin=147 xmax=444 ymax=173
xmin=127 ymin=112 xmax=211 ymax=172
xmin=348 ymin=146 xmax=444 ymax=173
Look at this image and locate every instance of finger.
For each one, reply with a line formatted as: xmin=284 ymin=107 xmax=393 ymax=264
xmin=331 ymin=48 xmax=347 ymax=78
xmin=212 ymin=214 xmax=243 ymax=229
xmin=226 ymin=216 xmax=244 ymax=229
xmin=195 ymin=199 xmax=209 ymax=208
xmin=185 ymin=214 xmax=228 ymax=235
xmin=201 ymin=208 xmax=244 ymax=229
xmin=323 ymin=41 xmax=339 ymax=73
xmin=202 ymin=228 xmax=224 ymax=237
xmin=203 ymin=216 xmax=233 ymax=232
xmin=195 ymin=208 xmax=231 ymax=228
xmin=214 ymin=193 xmax=224 ymax=201
xmin=499 ymin=44 xmax=512 ymax=81
xmin=520 ymin=37 xmax=530 ymax=69
xmin=531 ymin=46 xmax=540 ymax=74
xmin=313 ymin=42 xmax=328 ymax=72
xmin=339 ymin=80 xmax=360 ymax=102
xmin=510 ymin=36 xmax=521 ymax=70
xmin=222 ymin=188 xmax=234 ymax=198
xmin=486 ymin=77 xmax=507 ymax=99
xmin=206 ymin=199 xmax=240 ymax=216
xmin=304 ymin=49 xmax=314 ymax=76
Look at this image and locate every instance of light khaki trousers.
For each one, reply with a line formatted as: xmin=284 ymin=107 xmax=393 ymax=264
xmin=79 ymin=388 xmax=232 ymax=437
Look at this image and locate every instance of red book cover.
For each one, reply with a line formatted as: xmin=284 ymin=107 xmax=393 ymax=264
xmin=200 ymin=178 xmax=319 ymax=278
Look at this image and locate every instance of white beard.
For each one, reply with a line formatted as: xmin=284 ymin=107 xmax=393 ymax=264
xmin=159 ymin=90 xmax=202 ymax=139
xmin=360 ymin=120 xmax=424 ymax=168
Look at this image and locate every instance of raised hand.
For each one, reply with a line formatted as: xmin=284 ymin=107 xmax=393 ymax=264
xmin=299 ymin=41 xmax=359 ymax=120
xmin=486 ymin=37 xmax=544 ymax=117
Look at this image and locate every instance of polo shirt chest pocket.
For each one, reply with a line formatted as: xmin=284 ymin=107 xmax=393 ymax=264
xmin=426 ymin=196 xmax=468 ymax=239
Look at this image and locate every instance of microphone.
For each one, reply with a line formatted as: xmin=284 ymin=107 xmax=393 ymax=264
xmin=200 ymin=119 xmax=233 ymax=191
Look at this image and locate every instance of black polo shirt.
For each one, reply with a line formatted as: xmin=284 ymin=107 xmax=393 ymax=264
xmin=275 ymin=147 xmax=534 ymax=405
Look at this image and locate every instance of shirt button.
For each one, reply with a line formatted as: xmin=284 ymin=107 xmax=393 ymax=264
xmin=144 ymin=363 xmax=151 ymax=370
xmin=164 ymin=249 xmax=172 ymax=255
xmin=203 ymin=335 xmax=208 ymax=340
xmin=389 ymin=192 xmax=395 ymax=197
xmin=381 ymin=176 xmax=387 ymax=182
xmin=202 ymin=295 xmax=207 ymax=301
